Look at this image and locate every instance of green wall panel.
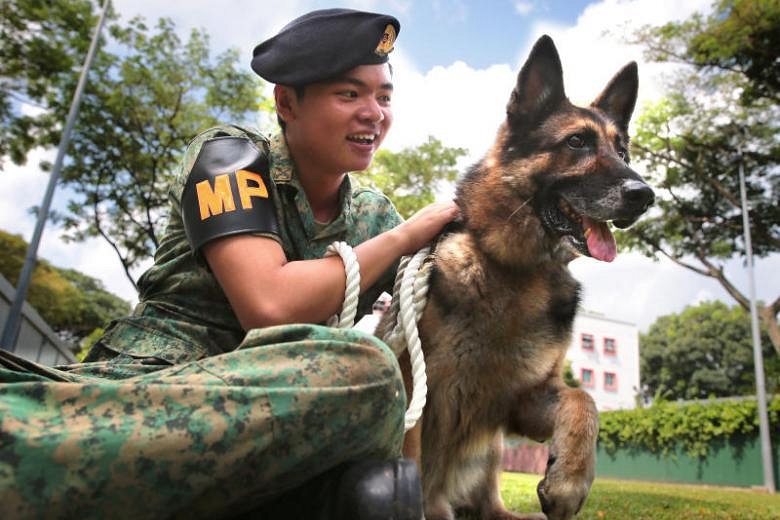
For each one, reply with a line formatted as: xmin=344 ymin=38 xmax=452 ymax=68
xmin=596 ymin=434 xmax=779 ymax=490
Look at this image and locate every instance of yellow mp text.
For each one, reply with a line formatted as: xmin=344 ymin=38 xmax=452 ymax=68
xmin=196 ymin=169 xmax=269 ymax=220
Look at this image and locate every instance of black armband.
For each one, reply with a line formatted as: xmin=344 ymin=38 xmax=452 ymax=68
xmin=181 ymin=136 xmax=279 ymax=253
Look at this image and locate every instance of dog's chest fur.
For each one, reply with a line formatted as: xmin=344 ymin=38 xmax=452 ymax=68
xmin=420 ymin=230 xmax=580 ymax=422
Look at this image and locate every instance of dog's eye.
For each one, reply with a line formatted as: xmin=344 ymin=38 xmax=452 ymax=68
xmin=567 ymin=135 xmax=585 ymax=149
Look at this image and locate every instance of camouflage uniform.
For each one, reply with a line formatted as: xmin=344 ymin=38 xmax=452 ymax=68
xmin=0 ymin=126 xmax=406 ymax=518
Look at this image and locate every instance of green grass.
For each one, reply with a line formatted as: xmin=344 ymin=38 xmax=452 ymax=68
xmin=497 ymin=472 xmax=780 ymax=520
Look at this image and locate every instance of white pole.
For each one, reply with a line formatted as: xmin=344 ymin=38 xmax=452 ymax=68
xmin=0 ymin=0 xmax=112 ymax=351
xmin=738 ymin=140 xmax=776 ymax=493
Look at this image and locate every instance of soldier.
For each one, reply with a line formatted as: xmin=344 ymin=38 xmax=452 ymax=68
xmin=0 ymin=8 xmax=458 ymax=519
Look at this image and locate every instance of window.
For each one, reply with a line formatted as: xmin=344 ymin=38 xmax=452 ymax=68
xmin=581 ymin=333 xmax=594 ymax=350
xmin=604 ymin=337 xmax=617 ymax=355
xmin=604 ymin=372 xmax=618 ymax=391
xmin=580 ymin=368 xmax=594 ymax=387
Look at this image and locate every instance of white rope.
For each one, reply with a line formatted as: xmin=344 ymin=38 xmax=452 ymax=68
xmin=325 ymin=241 xmax=361 ymax=329
xmin=397 ymin=247 xmax=431 ymax=431
xmin=326 ymin=241 xmax=432 ymax=432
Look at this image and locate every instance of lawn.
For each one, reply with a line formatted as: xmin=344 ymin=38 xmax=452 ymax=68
xmin=496 ymin=472 xmax=780 ymax=519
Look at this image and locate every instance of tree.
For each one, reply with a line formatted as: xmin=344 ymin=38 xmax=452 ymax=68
xmin=563 ymin=360 xmax=581 ymax=388
xmin=622 ymin=0 xmax=780 ymax=352
xmin=53 ymin=17 xmax=266 ymax=289
xmin=640 ymin=301 xmax=779 ymax=401
xmin=357 ymin=136 xmax=467 ymax=218
xmin=0 ymin=229 xmax=130 ymax=348
xmin=2 ymin=6 xmax=267 ymax=290
xmin=0 ymin=0 xmax=102 ymax=167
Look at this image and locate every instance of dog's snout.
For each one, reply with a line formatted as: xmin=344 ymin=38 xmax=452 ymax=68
xmin=622 ymin=179 xmax=655 ymax=213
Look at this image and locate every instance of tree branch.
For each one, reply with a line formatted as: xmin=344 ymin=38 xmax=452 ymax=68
xmin=633 ymin=205 xmax=780 ymax=354
xmin=634 ymin=230 xmax=712 ymax=276
xmin=694 ymin=250 xmax=751 ymax=310
xmin=758 ymin=305 xmax=780 ymax=355
xmin=634 ymin=142 xmax=742 ymax=210
xmin=90 ymin=166 xmax=139 ymax=293
xmin=92 ymin=196 xmax=138 ymax=293
xmin=767 ymin=296 xmax=780 ymax=316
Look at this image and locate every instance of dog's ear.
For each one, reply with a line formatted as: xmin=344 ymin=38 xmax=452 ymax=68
xmin=591 ymin=62 xmax=638 ymax=133
xmin=507 ymin=35 xmax=566 ymax=127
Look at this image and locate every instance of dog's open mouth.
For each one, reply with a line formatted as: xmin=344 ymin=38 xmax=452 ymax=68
xmin=546 ymin=199 xmax=617 ymax=262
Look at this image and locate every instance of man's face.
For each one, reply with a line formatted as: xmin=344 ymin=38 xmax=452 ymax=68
xmin=282 ymin=63 xmax=394 ymax=176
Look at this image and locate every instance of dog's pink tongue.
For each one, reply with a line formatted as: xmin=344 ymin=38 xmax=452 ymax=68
xmin=582 ymin=216 xmax=616 ymax=262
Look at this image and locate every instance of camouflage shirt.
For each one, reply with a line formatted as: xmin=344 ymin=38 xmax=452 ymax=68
xmin=99 ymin=126 xmax=402 ymax=364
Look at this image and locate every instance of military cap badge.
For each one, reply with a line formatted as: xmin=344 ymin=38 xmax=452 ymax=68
xmin=375 ymin=24 xmax=396 ymax=56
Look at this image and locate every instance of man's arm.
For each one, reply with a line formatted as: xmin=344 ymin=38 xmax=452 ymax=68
xmin=204 ymin=201 xmax=458 ymax=330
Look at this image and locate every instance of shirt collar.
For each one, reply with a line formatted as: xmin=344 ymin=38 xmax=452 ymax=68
xmin=269 ymin=132 xmax=295 ymax=184
xmin=269 ymin=132 xmax=354 ymax=239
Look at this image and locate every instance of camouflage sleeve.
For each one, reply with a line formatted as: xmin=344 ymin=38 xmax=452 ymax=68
xmin=173 ymin=126 xmax=283 ymax=255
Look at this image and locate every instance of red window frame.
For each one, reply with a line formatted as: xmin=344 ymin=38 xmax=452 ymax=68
xmin=604 ymin=371 xmax=618 ymax=391
xmin=604 ymin=337 xmax=617 ymax=356
xmin=580 ymin=368 xmax=595 ymax=388
xmin=581 ymin=333 xmax=594 ymax=351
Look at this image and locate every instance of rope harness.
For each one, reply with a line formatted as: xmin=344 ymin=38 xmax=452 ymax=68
xmin=325 ymin=241 xmax=431 ymax=432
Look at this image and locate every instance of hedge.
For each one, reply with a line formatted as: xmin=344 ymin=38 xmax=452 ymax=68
xmin=598 ymin=395 xmax=780 ymax=458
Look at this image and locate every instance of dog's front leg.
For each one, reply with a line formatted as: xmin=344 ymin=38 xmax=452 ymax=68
xmin=511 ymin=381 xmax=598 ymax=520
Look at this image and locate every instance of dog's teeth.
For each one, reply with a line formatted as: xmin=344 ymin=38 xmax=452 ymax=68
xmin=584 ymin=228 xmax=592 ymax=238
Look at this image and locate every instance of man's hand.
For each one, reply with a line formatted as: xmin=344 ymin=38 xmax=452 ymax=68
xmin=393 ymin=201 xmax=460 ymax=255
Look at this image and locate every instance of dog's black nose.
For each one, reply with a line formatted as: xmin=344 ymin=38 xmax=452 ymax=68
xmin=622 ymin=179 xmax=655 ymax=213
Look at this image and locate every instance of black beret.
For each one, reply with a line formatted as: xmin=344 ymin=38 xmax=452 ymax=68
xmin=251 ymin=8 xmax=400 ymax=86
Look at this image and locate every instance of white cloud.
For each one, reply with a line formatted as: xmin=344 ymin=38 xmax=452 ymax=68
xmin=386 ymin=54 xmax=515 ymax=164
xmin=509 ymin=0 xmax=711 ymax=109
xmin=514 ymin=1 xmax=534 ymax=15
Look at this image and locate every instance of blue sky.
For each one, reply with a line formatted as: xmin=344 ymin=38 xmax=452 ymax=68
xmin=3 ymin=0 xmax=779 ymax=333
xmin=390 ymin=0 xmax=595 ymax=70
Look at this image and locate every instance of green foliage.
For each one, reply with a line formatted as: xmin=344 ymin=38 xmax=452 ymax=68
xmin=640 ymin=0 xmax=779 ymax=104
xmin=621 ymin=89 xmax=779 ymax=261
xmin=598 ymin=395 xmax=780 ymax=458
xmin=621 ymin=0 xmax=780 ymax=353
xmin=76 ymin=326 xmax=105 ymax=361
xmin=357 ymin=136 xmax=467 ymax=219
xmin=640 ymin=301 xmax=779 ymax=400
xmin=0 ymin=229 xmax=130 ymax=347
xmin=563 ymin=360 xmax=581 ymax=388
xmin=0 ymin=0 xmax=100 ymax=166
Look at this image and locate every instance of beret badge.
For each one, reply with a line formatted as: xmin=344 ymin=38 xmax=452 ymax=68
xmin=375 ymin=23 xmax=396 ymax=56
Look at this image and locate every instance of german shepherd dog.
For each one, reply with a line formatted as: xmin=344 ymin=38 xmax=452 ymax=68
xmin=378 ymin=36 xmax=654 ymax=520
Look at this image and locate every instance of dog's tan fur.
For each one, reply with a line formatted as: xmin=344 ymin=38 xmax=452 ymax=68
xmin=378 ymin=36 xmax=654 ymax=520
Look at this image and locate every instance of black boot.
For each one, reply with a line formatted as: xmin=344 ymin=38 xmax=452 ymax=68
xmin=333 ymin=459 xmax=422 ymax=520
xmin=238 ymin=459 xmax=422 ymax=519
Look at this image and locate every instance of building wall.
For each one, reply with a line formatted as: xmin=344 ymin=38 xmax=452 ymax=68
xmin=565 ymin=310 xmax=640 ymax=410
xmin=0 ymin=274 xmax=76 ymax=365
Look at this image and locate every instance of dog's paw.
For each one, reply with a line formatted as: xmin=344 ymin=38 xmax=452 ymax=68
xmin=536 ymin=462 xmax=592 ymax=520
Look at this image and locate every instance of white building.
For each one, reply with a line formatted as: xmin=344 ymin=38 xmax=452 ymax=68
xmin=565 ymin=310 xmax=640 ymax=411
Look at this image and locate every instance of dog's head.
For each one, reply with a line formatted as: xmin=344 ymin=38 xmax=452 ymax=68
xmin=501 ymin=35 xmax=654 ymax=262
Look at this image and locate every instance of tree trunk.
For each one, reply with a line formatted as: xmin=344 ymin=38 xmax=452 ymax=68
xmin=758 ymin=305 xmax=780 ymax=356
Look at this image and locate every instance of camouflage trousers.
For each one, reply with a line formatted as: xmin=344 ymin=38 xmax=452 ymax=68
xmin=0 ymin=324 xmax=406 ymax=519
